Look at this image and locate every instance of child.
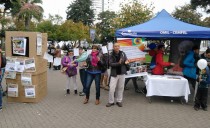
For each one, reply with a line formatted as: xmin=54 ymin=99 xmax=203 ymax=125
xmin=194 ymin=67 xmax=210 ymax=111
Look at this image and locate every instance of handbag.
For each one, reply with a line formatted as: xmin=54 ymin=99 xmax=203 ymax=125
xmin=60 ymin=67 xmax=68 ymax=74
xmin=60 ymin=57 xmax=68 ymax=74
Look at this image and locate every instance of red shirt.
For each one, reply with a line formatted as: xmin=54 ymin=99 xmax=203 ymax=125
xmin=152 ymin=50 xmax=171 ymax=75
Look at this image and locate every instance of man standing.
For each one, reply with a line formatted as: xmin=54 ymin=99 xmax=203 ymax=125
xmin=106 ymin=43 xmax=129 ymax=107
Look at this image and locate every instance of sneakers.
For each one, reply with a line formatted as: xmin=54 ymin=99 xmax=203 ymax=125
xmin=95 ymin=99 xmax=100 ymax=105
xmin=135 ymin=89 xmax=141 ymax=93
xmin=116 ymin=102 xmax=123 ymax=107
xmin=66 ymin=89 xmax=70 ymax=94
xmin=203 ymin=108 xmax=208 ymax=111
xmin=106 ymin=103 xmax=114 ymax=107
xmin=83 ymin=98 xmax=89 ymax=104
xmin=104 ymin=86 xmax=109 ymax=91
xmin=194 ymin=107 xmax=199 ymax=111
xmin=124 ymin=86 xmax=129 ymax=90
xmin=0 ymin=107 xmax=2 ymax=111
xmin=79 ymin=92 xmax=86 ymax=96
xmin=74 ymin=90 xmax=78 ymax=95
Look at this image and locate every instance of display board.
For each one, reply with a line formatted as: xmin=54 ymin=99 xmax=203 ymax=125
xmin=5 ymin=31 xmax=48 ymax=103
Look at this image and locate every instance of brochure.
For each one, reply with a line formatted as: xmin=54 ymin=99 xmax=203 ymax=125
xmin=8 ymin=83 xmax=18 ymax=97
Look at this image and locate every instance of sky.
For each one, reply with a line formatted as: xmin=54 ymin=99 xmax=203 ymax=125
xmin=41 ymin=0 xmax=194 ymax=20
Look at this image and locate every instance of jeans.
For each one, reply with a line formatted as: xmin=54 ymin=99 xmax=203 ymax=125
xmin=79 ymin=69 xmax=87 ymax=93
xmin=85 ymin=72 xmax=101 ymax=100
xmin=0 ymin=73 xmax=3 ymax=108
xmin=124 ymin=77 xmax=139 ymax=90
xmin=194 ymin=88 xmax=208 ymax=109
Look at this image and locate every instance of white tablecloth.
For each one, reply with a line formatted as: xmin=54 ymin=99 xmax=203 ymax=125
xmin=145 ymin=75 xmax=191 ymax=102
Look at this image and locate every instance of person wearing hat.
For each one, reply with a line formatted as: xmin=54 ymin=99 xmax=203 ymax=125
xmin=61 ymin=49 xmax=78 ymax=95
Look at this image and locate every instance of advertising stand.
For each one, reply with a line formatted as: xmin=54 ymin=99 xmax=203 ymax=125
xmin=5 ymin=31 xmax=48 ymax=103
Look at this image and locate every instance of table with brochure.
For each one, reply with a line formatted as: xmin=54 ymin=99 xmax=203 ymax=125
xmin=145 ymin=75 xmax=191 ymax=103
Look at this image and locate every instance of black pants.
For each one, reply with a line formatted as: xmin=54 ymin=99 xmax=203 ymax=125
xmin=194 ymin=88 xmax=208 ymax=109
xmin=184 ymin=75 xmax=196 ymax=90
xmin=124 ymin=77 xmax=139 ymax=90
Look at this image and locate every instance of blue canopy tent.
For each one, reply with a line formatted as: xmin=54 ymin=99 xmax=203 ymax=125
xmin=115 ymin=9 xmax=210 ymax=39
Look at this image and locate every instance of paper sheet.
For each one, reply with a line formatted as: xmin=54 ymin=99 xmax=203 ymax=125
xmin=102 ymin=46 xmax=108 ymax=54
xmin=74 ymin=48 xmax=79 ymax=56
xmin=53 ymin=57 xmax=61 ymax=66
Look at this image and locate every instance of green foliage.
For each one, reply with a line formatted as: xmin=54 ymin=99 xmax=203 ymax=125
xmin=66 ymin=0 xmax=94 ymax=26
xmin=191 ymin=0 xmax=210 ymax=13
xmin=11 ymin=0 xmax=44 ymax=30
xmin=96 ymin=11 xmax=117 ymax=44
xmin=36 ymin=20 xmax=59 ymax=41
xmin=57 ymin=20 xmax=89 ymax=42
xmin=172 ymin=4 xmax=203 ymax=26
xmin=203 ymin=17 xmax=210 ymax=27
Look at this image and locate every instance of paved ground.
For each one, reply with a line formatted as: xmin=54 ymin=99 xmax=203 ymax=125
xmin=0 ymin=69 xmax=210 ymax=128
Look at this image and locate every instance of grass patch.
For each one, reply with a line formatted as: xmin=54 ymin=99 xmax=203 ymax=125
xmin=145 ymin=54 xmax=169 ymax=63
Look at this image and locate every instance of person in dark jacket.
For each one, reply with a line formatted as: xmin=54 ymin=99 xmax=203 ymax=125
xmin=183 ymin=45 xmax=199 ymax=89
xmin=106 ymin=43 xmax=129 ymax=107
xmin=194 ymin=67 xmax=210 ymax=111
xmin=200 ymin=48 xmax=210 ymax=68
xmin=83 ymin=45 xmax=104 ymax=105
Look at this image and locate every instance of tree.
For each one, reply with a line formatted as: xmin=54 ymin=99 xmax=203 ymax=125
xmin=11 ymin=0 xmax=44 ymax=30
xmin=96 ymin=11 xmax=116 ymax=44
xmin=203 ymin=17 xmax=210 ymax=27
xmin=114 ymin=0 xmax=154 ymax=29
xmin=57 ymin=20 xmax=90 ymax=47
xmin=172 ymin=4 xmax=203 ymax=26
xmin=191 ymin=0 xmax=210 ymax=13
xmin=66 ymin=0 xmax=94 ymax=26
xmin=48 ymin=14 xmax=63 ymax=25
xmin=36 ymin=20 xmax=59 ymax=41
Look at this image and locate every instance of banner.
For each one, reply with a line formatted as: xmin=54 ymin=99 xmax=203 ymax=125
xmin=117 ymin=38 xmax=146 ymax=62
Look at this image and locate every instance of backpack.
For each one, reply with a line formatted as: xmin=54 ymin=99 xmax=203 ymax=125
xmin=99 ymin=54 xmax=108 ymax=73
xmin=1 ymin=55 xmax=6 ymax=68
xmin=179 ymin=55 xmax=186 ymax=68
xmin=150 ymin=55 xmax=156 ymax=69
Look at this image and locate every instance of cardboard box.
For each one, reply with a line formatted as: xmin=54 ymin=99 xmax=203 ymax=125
xmin=5 ymin=31 xmax=48 ymax=103
xmin=7 ymin=72 xmax=47 ymax=103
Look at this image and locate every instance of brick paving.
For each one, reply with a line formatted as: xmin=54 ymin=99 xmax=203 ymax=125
xmin=0 ymin=69 xmax=210 ymax=128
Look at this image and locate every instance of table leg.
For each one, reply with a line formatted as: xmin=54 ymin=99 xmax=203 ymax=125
xmin=148 ymin=97 xmax=152 ymax=103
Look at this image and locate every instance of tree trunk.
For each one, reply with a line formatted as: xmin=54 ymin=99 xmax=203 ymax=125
xmin=25 ymin=17 xmax=30 ymax=31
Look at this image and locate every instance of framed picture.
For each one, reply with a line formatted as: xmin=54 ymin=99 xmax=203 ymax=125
xmin=11 ymin=37 xmax=29 ymax=57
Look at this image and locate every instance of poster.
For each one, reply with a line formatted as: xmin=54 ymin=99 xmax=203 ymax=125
xmin=5 ymin=57 xmax=16 ymax=72
xmin=25 ymin=58 xmax=36 ymax=72
xmin=25 ymin=86 xmax=36 ymax=98
xmin=87 ymin=50 xmax=92 ymax=55
xmin=21 ymin=73 xmax=32 ymax=86
xmin=15 ymin=58 xmax=25 ymax=72
xmin=5 ymin=71 xmax=16 ymax=79
xmin=37 ymin=33 xmax=42 ymax=55
xmin=74 ymin=48 xmax=79 ymax=56
xmin=53 ymin=57 xmax=61 ymax=66
xmin=90 ymin=29 xmax=96 ymax=41
xmin=12 ymin=37 xmax=27 ymax=56
xmin=8 ymin=83 xmax=18 ymax=97
xmin=102 ymin=46 xmax=108 ymax=54
xmin=108 ymin=43 xmax=113 ymax=50
xmin=119 ymin=46 xmax=146 ymax=62
xmin=117 ymin=38 xmax=146 ymax=62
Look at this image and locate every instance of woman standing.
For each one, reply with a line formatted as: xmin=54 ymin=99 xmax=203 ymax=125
xmin=61 ymin=49 xmax=78 ymax=95
xmin=83 ymin=45 xmax=104 ymax=105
